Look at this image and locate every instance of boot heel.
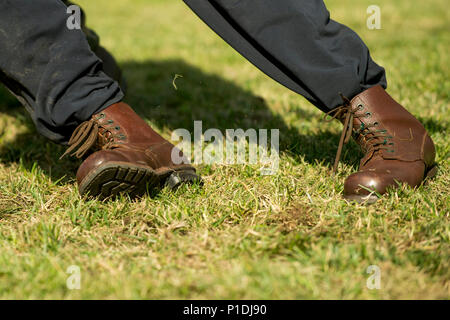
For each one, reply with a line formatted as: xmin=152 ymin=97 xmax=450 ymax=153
xmin=425 ymin=164 xmax=438 ymax=179
xmin=165 ymin=170 xmax=202 ymax=190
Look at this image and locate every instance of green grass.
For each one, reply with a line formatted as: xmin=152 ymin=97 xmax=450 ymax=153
xmin=0 ymin=0 xmax=448 ymax=299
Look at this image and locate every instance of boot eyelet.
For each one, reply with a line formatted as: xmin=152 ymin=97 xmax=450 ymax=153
xmin=107 ymin=119 xmax=114 ymax=124
xmin=365 ymin=112 xmax=372 ymax=118
xmin=115 ymin=126 xmax=121 ymax=131
xmin=373 ymin=122 xmax=379 ymax=126
xmin=357 ymin=104 xmax=364 ymax=110
xmin=97 ymin=113 xmax=105 ymax=119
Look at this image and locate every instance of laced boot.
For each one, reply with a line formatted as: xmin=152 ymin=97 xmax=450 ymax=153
xmin=61 ymin=102 xmax=200 ymax=199
xmin=326 ymin=85 xmax=437 ymax=203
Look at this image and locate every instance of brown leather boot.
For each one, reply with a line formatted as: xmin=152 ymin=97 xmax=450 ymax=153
xmin=327 ymin=85 xmax=437 ymax=203
xmin=61 ymin=102 xmax=200 ymax=199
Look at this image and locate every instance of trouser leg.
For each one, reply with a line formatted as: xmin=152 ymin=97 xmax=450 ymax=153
xmin=63 ymin=0 xmax=127 ymax=90
xmin=184 ymin=0 xmax=387 ymax=112
xmin=0 ymin=0 xmax=123 ymax=144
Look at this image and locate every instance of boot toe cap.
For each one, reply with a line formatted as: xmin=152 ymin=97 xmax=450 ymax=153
xmin=344 ymin=171 xmax=389 ymax=197
xmin=343 ymin=161 xmax=426 ymax=201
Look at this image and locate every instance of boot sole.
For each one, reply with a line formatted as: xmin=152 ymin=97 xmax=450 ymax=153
xmin=78 ymin=162 xmax=201 ymax=200
xmin=344 ymin=164 xmax=438 ymax=204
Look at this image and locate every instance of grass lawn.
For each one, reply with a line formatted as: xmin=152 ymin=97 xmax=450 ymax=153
xmin=0 ymin=0 xmax=448 ymax=299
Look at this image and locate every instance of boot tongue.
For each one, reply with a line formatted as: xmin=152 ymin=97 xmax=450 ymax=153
xmin=325 ymin=98 xmax=386 ymax=172
xmin=350 ymin=117 xmax=384 ymax=166
xmin=97 ymin=127 xmax=113 ymax=147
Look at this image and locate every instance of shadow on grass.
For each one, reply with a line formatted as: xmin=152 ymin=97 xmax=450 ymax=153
xmin=121 ymin=59 xmax=364 ymax=168
xmin=6 ymin=58 xmax=432 ymax=183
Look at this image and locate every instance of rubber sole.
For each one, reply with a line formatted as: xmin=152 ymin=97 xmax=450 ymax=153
xmin=78 ymin=162 xmax=201 ymax=200
xmin=343 ymin=164 xmax=438 ymax=204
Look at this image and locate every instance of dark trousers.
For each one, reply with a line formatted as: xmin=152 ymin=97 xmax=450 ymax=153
xmin=185 ymin=0 xmax=387 ymax=112
xmin=0 ymin=0 xmax=123 ymax=144
xmin=0 ymin=0 xmax=386 ymax=144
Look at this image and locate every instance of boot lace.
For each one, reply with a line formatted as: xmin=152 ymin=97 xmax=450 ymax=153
xmin=60 ymin=115 xmax=126 ymax=159
xmin=324 ymin=94 xmax=393 ymax=173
